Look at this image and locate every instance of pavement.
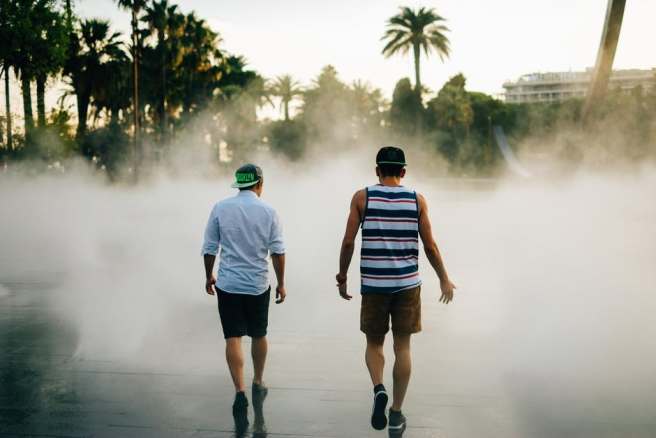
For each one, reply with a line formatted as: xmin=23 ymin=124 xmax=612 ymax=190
xmin=1 ymin=278 xmax=655 ymax=438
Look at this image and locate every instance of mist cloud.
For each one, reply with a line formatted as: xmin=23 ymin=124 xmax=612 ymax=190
xmin=1 ymin=153 xmax=655 ymax=435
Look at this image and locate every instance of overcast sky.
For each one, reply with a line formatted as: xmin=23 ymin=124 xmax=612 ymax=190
xmin=3 ymin=0 xmax=656 ymax=114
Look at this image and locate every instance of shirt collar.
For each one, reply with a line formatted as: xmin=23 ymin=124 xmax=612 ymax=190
xmin=237 ymin=190 xmax=258 ymax=199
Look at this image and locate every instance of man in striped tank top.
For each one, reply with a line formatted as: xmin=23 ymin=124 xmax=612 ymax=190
xmin=336 ymin=147 xmax=456 ymax=435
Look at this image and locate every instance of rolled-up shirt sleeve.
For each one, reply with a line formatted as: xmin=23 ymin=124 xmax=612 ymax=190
xmin=268 ymin=210 xmax=285 ymax=254
xmin=201 ymin=207 xmax=220 ymax=256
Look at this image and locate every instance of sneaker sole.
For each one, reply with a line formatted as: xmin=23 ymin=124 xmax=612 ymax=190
xmin=388 ymin=422 xmax=406 ymax=436
xmin=371 ymin=391 xmax=389 ymax=430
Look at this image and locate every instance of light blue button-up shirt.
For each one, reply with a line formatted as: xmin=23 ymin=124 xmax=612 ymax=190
xmin=201 ymin=190 xmax=285 ymax=295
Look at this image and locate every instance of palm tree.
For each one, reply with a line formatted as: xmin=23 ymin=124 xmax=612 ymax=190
xmin=64 ymin=19 xmax=123 ymax=137
xmin=64 ymin=0 xmax=73 ymax=25
xmin=116 ymin=0 xmax=146 ymax=170
xmin=31 ymin=5 xmax=68 ymax=128
xmin=351 ymin=80 xmax=384 ymax=132
xmin=143 ymin=0 xmax=179 ymax=138
xmin=381 ymin=6 xmax=450 ymax=96
xmin=178 ymin=13 xmax=222 ymax=116
xmin=91 ymin=49 xmax=131 ymax=126
xmin=2 ymin=67 xmax=11 ymax=149
xmin=9 ymin=0 xmax=68 ymax=140
xmin=11 ymin=0 xmax=41 ymax=138
xmin=0 ymin=0 xmax=15 ymax=148
xmin=270 ymin=75 xmax=303 ymax=121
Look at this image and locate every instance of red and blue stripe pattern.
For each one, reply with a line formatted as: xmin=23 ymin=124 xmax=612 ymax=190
xmin=360 ymin=185 xmax=421 ymax=294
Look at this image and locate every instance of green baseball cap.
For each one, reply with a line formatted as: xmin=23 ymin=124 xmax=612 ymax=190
xmin=376 ymin=146 xmax=407 ymax=166
xmin=231 ymin=163 xmax=263 ymax=189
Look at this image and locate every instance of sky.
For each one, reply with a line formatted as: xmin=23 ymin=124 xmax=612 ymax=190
xmin=75 ymin=0 xmax=656 ymax=95
xmin=3 ymin=0 xmax=656 ymax=116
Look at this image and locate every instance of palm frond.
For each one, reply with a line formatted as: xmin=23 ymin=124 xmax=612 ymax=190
xmin=381 ymin=5 xmax=450 ymax=62
xmin=382 ymin=30 xmax=412 ymax=57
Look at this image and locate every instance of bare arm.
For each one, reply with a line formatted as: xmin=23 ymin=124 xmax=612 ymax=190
xmin=271 ymin=253 xmax=286 ymax=303
xmin=417 ymin=193 xmax=456 ymax=303
xmin=336 ymin=190 xmax=365 ymax=300
xmin=203 ymin=254 xmax=217 ymax=295
xmin=201 ymin=207 xmax=220 ymax=296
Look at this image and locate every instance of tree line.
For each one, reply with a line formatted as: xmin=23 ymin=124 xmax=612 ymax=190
xmin=1 ymin=3 xmax=654 ymax=178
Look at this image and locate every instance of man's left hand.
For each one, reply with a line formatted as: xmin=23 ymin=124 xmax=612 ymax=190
xmin=205 ymin=276 xmax=217 ymax=295
xmin=275 ymin=285 xmax=286 ymax=304
xmin=439 ymin=279 xmax=456 ymax=304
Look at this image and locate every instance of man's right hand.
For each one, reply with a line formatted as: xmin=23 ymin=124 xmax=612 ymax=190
xmin=336 ymin=273 xmax=352 ymax=300
xmin=439 ymin=279 xmax=456 ymax=304
xmin=205 ymin=276 xmax=217 ymax=296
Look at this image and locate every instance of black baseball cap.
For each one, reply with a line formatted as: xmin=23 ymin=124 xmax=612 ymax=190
xmin=231 ymin=163 xmax=263 ymax=188
xmin=376 ymin=146 xmax=407 ymax=166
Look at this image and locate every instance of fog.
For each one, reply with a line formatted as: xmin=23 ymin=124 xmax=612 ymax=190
xmin=1 ymin=153 xmax=655 ymax=436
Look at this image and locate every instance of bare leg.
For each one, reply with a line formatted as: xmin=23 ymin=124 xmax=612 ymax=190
xmin=225 ymin=337 xmax=245 ymax=392
xmin=251 ymin=336 xmax=268 ymax=385
xmin=365 ymin=334 xmax=386 ymax=386
xmin=391 ymin=334 xmax=412 ymax=411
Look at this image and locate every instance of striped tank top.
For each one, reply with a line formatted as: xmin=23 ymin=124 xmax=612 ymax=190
xmin=360 ymin=185 xmax=421 ymax=294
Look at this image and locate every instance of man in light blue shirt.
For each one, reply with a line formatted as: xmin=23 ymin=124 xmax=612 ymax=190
xmin=201 ymin=163 xmax=286 ymax=431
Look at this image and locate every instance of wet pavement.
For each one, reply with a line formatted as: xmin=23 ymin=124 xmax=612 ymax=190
xmin=3 ymin=279 xmax=655 ymax=438
xmin=0 ymin=279 xmax=516 ymax=438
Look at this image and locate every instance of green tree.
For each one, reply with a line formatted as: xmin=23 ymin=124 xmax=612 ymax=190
xmin=214 ymin=56 xmax=270 ymax=156
xmin=270 ymin=75 xmax=303 ymax=121
xmin=116 ymin=0 xmax=147 ymax=170
xmin=300 ymin=65 xmax=352 ymax=144
xmin=268 ymin=119 xmax=305 ymax=160
xmin=381 ymin=6 xmax=450 ymax=97
xmin=10 ymin=0 xmax=67 ymax=141
xmin=180 ymin=14 xmax=222 ymax=115
xmin=389 ymin=78 xmax=423 ymax=136
xmin=427 ymin=73 xmax=473 ymax=162
xmin=142 ymin=0 xmax=182 ymax=138
xmin=350 ymin=80 xmax=386 ymax=138
xmin=90 ymin=49 xmax=131 ymax=126
xmin=11 ymin=0 xmax=49 ymax=138
xmin=428 ymin=74 xmax=473 ymax=133
xmin=0 ymin=0 xmax=16 ymax=148
xmin=31 ymin=5 xmax=68 ymax=128
xmin=64 ymin=19 xmax=124 ymax=138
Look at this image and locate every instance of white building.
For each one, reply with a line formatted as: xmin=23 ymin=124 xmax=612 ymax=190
xmin=503 ymin=68 xmax=656 ymax=103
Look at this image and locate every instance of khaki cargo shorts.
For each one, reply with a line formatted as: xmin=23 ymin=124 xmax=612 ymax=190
xmin=360 ymin=286 xmax=421 ymax=336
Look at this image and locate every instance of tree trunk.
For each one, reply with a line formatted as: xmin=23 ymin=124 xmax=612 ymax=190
xmin=65 ymin=0 xmax=73 ymax=27
xmin=4 ymin=66 xmax=12 ymax=149
xmin=21 ymin=74 xmax=34 ymax=139
xmin=284 ymin=99 xmax=289 ymax=121
xmin=109 ymin=107 xmax=118 ymax=126
xmin=413 ymin=42 xmax=421 ymax=96
xmin=160 ymin=29 xmax=167 ymax=142
xmin=36 ymin=74 xmax=47 ymax=128
xmin=76 ymin=90 xmax=90 ymax=138
xmin=131 ymin=6 xmax=141 ymax=178
xmin=412 ymin=42 xmax=423 ymax=135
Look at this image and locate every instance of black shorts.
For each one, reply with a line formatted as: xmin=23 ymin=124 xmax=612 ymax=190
xmin=217 ymin=288 xmax=270 ymax=339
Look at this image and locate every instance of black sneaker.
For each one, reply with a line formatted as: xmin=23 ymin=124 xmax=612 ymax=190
xmin=388 ymin=409 xmax=406 ymax=436
xmin=232 ymin=391 xmax=249 ymax=435
xmin=252 ymin=382 xmax=268 ymax=408
xmin=252 ymin=382 xmax=268 ymax=434
xmin=371 ymin=385 xmax=389 ymax=430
